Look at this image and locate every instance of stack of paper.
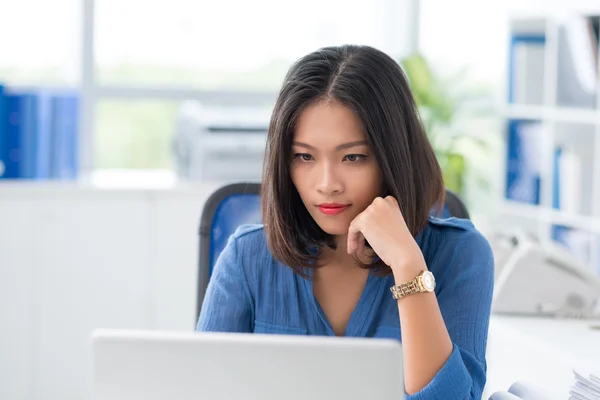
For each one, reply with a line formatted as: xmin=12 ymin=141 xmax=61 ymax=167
xmin=570 ymin=370 xmax=600 ymax=400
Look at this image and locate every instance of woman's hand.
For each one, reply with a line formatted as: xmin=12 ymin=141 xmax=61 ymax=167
xmin=347 ymin=196 xmax=425 ymax=277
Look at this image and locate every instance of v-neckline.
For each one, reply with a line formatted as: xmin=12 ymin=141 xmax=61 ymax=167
xmin=301 ymin=268 xmax=384 ymax=337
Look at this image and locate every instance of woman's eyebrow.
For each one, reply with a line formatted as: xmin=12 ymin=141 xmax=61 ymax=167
xmin=292 ymin=140 xmax=368 ymax=151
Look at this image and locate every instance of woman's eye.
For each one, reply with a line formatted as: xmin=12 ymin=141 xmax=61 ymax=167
xmin=343 ymin=154 xmax=366 ymax=162
xmin=294 ymin=153 xmax=314 ymax=161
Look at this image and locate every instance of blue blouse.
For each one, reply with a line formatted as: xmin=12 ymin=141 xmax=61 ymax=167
xmin=197 ymin=216 xmax=495 ymax=400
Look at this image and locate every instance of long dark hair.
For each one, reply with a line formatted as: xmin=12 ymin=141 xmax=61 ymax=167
xmin=262 ymin=44 xmax=445 ymax=275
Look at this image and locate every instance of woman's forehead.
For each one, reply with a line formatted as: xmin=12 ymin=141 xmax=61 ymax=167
xmin=293 ymin=102 xmax=367 ymax=145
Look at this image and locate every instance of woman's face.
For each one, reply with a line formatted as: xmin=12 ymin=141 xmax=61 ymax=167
xmin=290 ymin=101 xmax=383 ymax=237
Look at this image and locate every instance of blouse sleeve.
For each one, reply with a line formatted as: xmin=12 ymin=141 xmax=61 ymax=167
xmin=196 ymin=234 xmax=254 ymax=333
xmin=408 ymin=230 xmax=495 ymax=400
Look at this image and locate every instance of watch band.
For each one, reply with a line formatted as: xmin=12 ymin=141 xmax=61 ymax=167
xmin=390 ymin=279 xmax=422 ymax=300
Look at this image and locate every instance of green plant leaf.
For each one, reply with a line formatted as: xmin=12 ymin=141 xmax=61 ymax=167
xmin=400 ymin=51 xmax=496 ymax=199
xmin=401 ymin=53 xmax=434 ymax=107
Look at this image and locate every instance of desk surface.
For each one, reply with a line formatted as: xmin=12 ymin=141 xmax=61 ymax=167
xmin=485 ymin=315 xmax=600 ymax=400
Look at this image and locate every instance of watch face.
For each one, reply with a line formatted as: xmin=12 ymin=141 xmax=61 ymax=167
xmin=422 ymin=272 xmax=436 ymax=291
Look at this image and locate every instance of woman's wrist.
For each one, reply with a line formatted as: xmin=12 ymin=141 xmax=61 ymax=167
xmin=390 ymin=257 xmax=427 ymax=284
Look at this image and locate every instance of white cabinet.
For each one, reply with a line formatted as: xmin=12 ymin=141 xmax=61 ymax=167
xmin=0 ymin=181 xmax=219 ymax=400
xmin=0 ymin=199 xmax=37 ymax=400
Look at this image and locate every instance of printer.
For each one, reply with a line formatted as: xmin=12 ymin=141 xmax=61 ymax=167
xmin=172 ymin=101 xmax=272 ymax=182
xmin=489 ymin=228 xmax=600 ymax=319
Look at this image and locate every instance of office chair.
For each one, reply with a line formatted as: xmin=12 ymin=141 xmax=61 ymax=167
xmin=196 ymin=182 xmax=469 ymax=319
xmin=445 ymin=189 xmax=470 ymax=220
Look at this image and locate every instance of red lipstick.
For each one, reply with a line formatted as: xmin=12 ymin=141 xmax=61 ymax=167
xmin=318 ymin=203 xmax=350 ymax=215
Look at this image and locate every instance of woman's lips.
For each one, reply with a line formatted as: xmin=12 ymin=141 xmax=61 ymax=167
xmin=318 ymin=204 xmax=350 ymax=215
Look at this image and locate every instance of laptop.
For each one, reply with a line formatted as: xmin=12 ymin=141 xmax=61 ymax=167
xmin=91 ymin=329 xmax=405 ymax=400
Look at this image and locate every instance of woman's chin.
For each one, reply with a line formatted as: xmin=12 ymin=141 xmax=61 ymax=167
xmin=315 ymin=222 xmax=349 ymax=237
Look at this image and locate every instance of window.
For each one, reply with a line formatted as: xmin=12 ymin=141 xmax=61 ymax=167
xmin=0 ymin=0 xmax=80 ymax=85
xmin=93 ymin=0 xmax=417 ymax=173
xmin=95 ymin=0 xmax=416 ymax=90
xmin=95 ymin=100 xmax=180 ymax=170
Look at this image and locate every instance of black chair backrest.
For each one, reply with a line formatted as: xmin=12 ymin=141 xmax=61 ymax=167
xmin=196 ymin=183 xmax=469 ymax=320
xmin=445 ymin=189 xmax=470 ymax=220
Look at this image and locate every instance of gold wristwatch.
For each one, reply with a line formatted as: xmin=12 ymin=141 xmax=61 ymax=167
xmin=390 ymin=270 xmax=436 ymax=300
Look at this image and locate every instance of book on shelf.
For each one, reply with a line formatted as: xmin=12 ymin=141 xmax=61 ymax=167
xmin=0 ymin=84 xmax=80 ymax=181
xmin=557 ymin=15 xmax=599 ymax=109
xmin=505 ymin=119 xmax=543 ymax=205
xmin=553 ymin=145 xmax=582 ymax=214
xmin=509 ymin=33 xmax=546 ymax=106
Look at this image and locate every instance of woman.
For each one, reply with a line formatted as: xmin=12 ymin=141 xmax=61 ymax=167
xmin=197 ymin=44 xmax=494 ymax=400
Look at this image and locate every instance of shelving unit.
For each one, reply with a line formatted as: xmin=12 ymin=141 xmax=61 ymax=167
xmin=501 ymin=12 xmax=600 ymax=275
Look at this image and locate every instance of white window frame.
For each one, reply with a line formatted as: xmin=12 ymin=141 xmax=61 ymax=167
xmin=79 ymin=0 xmax=420 ymax=176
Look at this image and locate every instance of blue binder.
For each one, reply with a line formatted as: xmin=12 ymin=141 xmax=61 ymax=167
xmin=1 ymin=86 xmax=80 ymax=180
xmin=3 ymin=93 xmax=26 ymax=179
xmin=508 ymin=34 xmax=546 ymax=104
xmin=0 ymin=84 xmax=6 ymax=177
xmin=505 ymin=120 xmax=542 ymax=205
xmin=20 ymin=92 xmax=38 ymax=179
xmin=50 ymin=92 xmax=79 ymax=180
xmin=35 ymin=91 xmax=54 ymax=179
xmin=552 ymin=147 xmax=562 ymax=209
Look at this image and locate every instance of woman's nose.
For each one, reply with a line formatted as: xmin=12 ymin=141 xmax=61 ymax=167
xmin=316 ymin=163 xmax=343 ymax=195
